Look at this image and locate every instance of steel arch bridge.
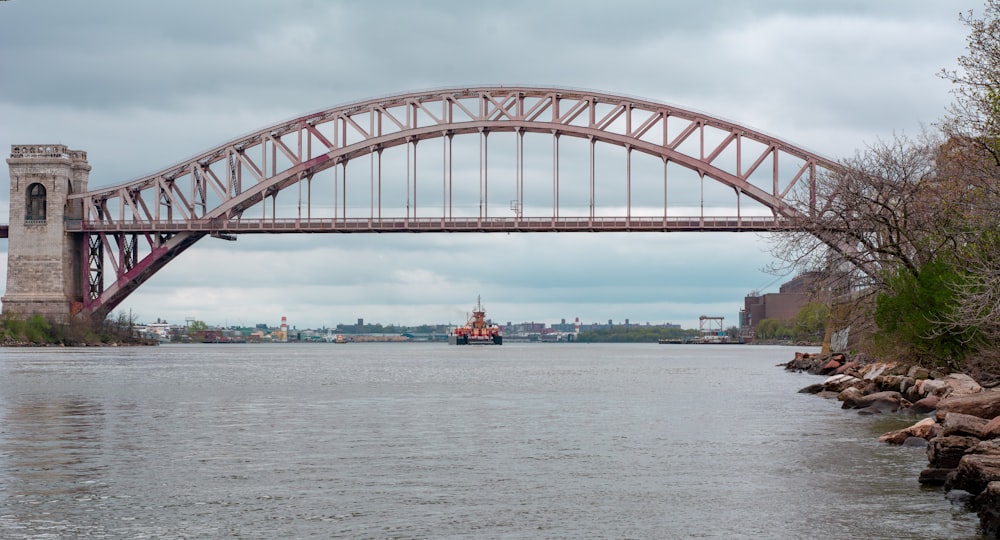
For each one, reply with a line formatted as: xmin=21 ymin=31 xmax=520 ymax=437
xmin=62 ymin=86 xmax=838 ymax=318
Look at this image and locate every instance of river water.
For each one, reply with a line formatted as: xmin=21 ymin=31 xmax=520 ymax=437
xmin=0 ymin=343 xmax=982 ymax=539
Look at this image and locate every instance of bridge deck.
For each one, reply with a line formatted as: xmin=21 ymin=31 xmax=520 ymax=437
xmin=64 ymin=216 xmax=783 ymax=234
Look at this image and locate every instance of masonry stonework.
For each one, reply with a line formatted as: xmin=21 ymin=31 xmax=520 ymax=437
xmin=4 ymin=145 xmax=89 ymax=320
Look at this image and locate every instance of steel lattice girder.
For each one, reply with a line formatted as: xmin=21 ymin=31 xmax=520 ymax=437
xmin=69 ymin=86 xmax=838 ymax=231
xmin=66 ymin=86 xmax=842 ymax=317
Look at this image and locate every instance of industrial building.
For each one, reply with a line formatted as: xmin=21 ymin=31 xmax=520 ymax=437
xmin=740 ymin=272 xmax=822 ymax=342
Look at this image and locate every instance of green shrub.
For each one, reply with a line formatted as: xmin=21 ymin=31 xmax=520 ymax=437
xmin=873 ymin=259 xmax=978 ymax=364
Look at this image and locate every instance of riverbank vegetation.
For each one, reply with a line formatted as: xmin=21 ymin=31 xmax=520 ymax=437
xmin=754 ymin=302 xmax=830 ymax=343
xmin=0 ymin=311 xmax=155 ymax=346
xmin=769 ymin=1 xmax=1000 ymax=372
xmin=575 ymin=325 xmax=699 ymax=343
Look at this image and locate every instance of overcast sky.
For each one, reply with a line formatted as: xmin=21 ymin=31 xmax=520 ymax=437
xmin=0 ymin=1 xmax=985 ymax=330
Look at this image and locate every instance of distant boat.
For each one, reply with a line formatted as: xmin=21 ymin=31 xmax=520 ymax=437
xmin=324 ymin=333 xmax=349 ymax=344
xmin=449 ymin=296 xmax=503 ymax=345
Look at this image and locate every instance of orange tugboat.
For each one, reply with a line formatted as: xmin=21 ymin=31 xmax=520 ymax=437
xmin=449 ymin=296 xmax=503 ymax=345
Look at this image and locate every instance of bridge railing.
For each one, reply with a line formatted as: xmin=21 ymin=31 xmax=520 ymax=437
xmin=64 ymin=215 xmax=784 ymax=233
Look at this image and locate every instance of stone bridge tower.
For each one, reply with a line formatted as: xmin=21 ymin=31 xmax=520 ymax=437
xmin=3 ymin=145 xmax=90 ymax=319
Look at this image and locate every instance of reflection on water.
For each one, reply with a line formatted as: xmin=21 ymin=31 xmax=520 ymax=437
xmin=0 ymin=344 xmax=983 ymax=538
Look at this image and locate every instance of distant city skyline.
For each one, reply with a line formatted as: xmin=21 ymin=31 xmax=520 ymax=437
xmin=155 ymin=314 xmax=689 ymax=331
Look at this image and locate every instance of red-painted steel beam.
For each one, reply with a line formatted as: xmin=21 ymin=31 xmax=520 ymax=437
xmin=62 ymin=86 xmax=841 ymax=317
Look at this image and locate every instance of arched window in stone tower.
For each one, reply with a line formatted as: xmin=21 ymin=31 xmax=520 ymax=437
xmin=26 ymin=182 xmax=47 ymax=222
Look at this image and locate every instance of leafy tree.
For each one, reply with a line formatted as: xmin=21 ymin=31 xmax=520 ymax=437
xmin=755 ymin=318 xmax=792 ymax=341
xmin=940 ymin=232 xmax=1000 ymax=345
xmin=792 ymin=302 xmax=830 ymax=342
xmin=765 ymin=1 xmax=1000 ymax=362
xmin=936 ymin=1 xmax=1000 ymax=348
xmin=769 ymin=131 xmax=949 ymax=296
xmin=576 ymin=326 xmax=698 ymax=343
xmin=941 ymin=0 xmax=1000 ymax=165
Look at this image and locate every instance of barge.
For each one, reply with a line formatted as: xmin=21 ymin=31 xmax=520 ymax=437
xmin=449 ymin=296 xmax=503 ymax=345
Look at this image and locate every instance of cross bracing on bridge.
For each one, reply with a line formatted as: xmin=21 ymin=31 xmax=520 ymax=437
xmin=58 ymin=86 xmax=839 ymax=318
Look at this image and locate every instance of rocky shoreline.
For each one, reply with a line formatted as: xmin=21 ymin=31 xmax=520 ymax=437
xmin=786 ymin=351 xmax=1000 ymax=538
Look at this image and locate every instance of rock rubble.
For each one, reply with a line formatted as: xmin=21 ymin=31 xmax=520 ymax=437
xmin=786 ymin=351 xmax=1000 ymax=537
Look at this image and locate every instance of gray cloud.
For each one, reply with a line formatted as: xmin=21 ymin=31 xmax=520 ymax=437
xmin=0 ymin=0 xmax=984 ymax=327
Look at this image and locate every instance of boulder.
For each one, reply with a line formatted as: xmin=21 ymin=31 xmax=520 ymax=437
xmin=841 ymin=390 xmax=909 ymax=413
xmin=879 ymin=431 xmax=909 ymax=445
xmin=949 ymin=453 xmax=1000 ymax=495
xmin=984 ymin=417 xmax=1000 ymax=440
xmin=861 ymin=362 xmax=898 ymax=381
xmin=937 ymin=391 xmax=1000 ymax=420
xmin=879 ymin=417 xmax=938 ymax=445
xmin=876 ymin=374 xmax=907 ymax=392
xmin=834 ymin=361 xmax=859 ymax=375
xmin=822 ymin=374 xmax=867 ymax=394
xmin=946 ymin=489 xmax=975 ymax=505
xmin=910 ymin=394 xmax=940 ymax=415
xmin=919 ymin=467 xmax=956 ymax=486
xmin=908 ymin=365 xmax=931 ymax=380
xmin=785 ymin=352 xmax=824 ymax=373
xmin=977 ymin=482 xmax=1000 ymax=539
xmin=818 ymin=358 xmax=842 ymax=375
xmin=903 ymin=436 xmax=929 ymax=448
xmin=968 ymin=440 xmax=1000 ymax=456
xmin=942 ymin=373 xmax=984 ymax=397
xmin=837 ymin=386 xmax=865 ymax=403
xmin=943 ymin=412 xmax=991 ymax=439
xmin=784 ymin=352 xmax=806 ymax=370
xmin=919 ymin=379 xmax=947 ymax=398
xmin=908 ymin=417 xmax=939 ymax=438
xmin=798 ymin=383 xmax=825 ymax=394
xmin=927 ymin=435 xmax=982 ymax=469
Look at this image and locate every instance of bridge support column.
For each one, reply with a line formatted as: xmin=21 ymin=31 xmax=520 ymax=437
xmin=3 ymin=145 xmax=90 ymax=320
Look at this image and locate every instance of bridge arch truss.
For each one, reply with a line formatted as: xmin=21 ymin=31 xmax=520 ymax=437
xmin=65 ymin=86 xmax=839 ymax=317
